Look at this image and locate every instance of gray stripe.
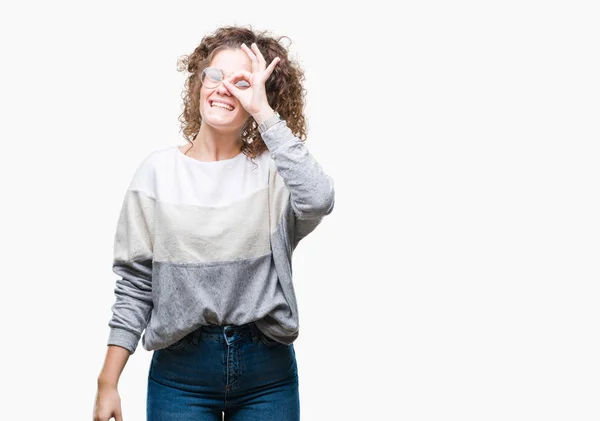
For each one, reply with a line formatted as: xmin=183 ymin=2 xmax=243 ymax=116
xmin=142 ymin=252 xmax=285 ymax=348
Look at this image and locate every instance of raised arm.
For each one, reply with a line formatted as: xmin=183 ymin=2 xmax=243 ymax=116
xmin=260 ymin=118 xmax=335 ymax=221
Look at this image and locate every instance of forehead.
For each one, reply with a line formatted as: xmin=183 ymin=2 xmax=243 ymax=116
xmin=209 ymin=48 xmax=252 ymax=73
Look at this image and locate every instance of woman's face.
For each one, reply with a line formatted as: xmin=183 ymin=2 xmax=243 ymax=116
xmin=199 ymin=48 xmax=252 ymax=131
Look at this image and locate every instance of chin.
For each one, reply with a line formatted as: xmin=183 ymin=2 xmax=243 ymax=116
xmin=201 ymin=115 xmax=243 ymax=132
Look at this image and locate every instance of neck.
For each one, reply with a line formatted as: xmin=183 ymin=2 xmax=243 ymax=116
xmin=189 ymin=123 xmax=244 ymax=161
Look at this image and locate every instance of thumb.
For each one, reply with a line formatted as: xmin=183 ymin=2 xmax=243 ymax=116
xmin=114 ymin=409 xmax=123 ymax=421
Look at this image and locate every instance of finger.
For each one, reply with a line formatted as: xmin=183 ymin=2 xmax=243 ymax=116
xmin=250 ymin=43 xmax=266 ymax=70
xmin=222 ymin=80 xmax=242 ymax=98
xmin=228 ymin=69 xmax=253 ymax=85
xmin=240 ymin=43 xmax=258 ymax=73
xmin=264 ymin=57 xmax=281 ymax=79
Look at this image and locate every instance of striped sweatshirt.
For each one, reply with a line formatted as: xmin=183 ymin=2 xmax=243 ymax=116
xmin=107 ymin=119 xmax=335 ymax=354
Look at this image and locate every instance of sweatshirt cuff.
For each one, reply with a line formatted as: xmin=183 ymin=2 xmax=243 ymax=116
xmin=108 ymin=327 xmax=140 ymax=354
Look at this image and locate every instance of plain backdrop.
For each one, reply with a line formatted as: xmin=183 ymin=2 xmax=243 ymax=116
xmin=1 ymin=1 xmax=598 ymax=420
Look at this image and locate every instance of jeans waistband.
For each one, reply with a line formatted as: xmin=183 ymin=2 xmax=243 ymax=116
xmin=199 ymin=321 xmax=258 ymax=334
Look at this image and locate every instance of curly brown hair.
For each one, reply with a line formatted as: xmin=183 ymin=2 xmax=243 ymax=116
xmin=176 ymin=25 xmax=308 ymax=161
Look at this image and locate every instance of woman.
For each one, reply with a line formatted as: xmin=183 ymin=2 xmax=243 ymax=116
xmin=93 ymin=25 xmax=334 ymax=421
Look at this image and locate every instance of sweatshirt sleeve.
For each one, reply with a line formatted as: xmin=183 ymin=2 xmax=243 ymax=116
xmin=107 ymin=161 xmax=156 ymax=355
xmin=260 ymin=119 xmax=335 ymax=244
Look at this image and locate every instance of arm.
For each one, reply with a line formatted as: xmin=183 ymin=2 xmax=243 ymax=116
xmin=97 ymin=345 xmax=130 ymax=387
xmin=260 ymin=117 xmax=335 ymax=221
xmin=107 ymin=188 xmax=155 ymax=355
xmin=221 ymin=43 xmax=334 ymax=236
xmin=94 ymin=345 xmax=129 ymax=421
xmin=95 ymin=160 xmax=155 ymax=420
xmin=98 ymin=187 xmax=154 ymax=383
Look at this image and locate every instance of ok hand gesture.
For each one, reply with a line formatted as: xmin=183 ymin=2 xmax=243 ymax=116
xmin=223 ymin=43 xmax=280 ymax=124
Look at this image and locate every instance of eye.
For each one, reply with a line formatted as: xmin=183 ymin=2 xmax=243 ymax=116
xmin=235 ymin=80 xmax=250 ymax=89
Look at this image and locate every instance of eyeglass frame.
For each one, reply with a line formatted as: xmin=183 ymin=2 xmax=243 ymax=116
xmin=200 ymin=67 xmax=251 ymax=89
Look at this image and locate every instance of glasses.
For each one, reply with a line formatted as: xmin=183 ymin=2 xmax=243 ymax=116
xmin=200 ymin=67 xmax=251 ymax=90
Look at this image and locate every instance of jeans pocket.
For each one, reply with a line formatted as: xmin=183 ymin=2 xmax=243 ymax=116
xmin=259 ymin=331 xmax=285 ymax=347
xmin=167 ymin=334 xmax=188 ymax=350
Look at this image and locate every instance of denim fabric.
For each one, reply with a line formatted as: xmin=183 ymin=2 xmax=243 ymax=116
xmin=146 ymin=322 xmax=300 ymax=420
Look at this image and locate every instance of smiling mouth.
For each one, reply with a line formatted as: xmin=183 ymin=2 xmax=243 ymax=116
xmin=209 ymin=100 xmax=234 ymax=111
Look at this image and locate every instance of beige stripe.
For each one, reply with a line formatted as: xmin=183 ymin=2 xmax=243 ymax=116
xmin=114 ymin=163 xmax=292 ymax=265
xmin=154 ymin=187 xmax=272 ymax=263
xmin=113 ymin=190 xmax=156 ymax=263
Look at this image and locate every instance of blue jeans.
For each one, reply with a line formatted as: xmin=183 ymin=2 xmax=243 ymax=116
xmin=147 ymin=321 xmax=300 ymax=420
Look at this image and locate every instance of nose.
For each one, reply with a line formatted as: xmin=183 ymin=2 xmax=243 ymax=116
xmin=215 ymin=79 xmax=232 ymax=96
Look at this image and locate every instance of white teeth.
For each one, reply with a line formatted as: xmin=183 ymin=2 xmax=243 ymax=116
xmin=211 ymin=101 xmax=233 ymax=111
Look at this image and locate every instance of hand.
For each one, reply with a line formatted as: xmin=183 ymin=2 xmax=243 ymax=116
xmin=222 ymin=43 xmax=281 ymax=124
xmin=93 ymin=384 xmax=123 ymax=421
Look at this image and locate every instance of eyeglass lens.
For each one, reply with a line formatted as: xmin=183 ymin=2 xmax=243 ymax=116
xmin=201 ymin=68 xmax=250 ymax=89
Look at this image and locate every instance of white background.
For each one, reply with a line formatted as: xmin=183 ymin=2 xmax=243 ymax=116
xmin=1 ymin=1 xmax=598 ymax=420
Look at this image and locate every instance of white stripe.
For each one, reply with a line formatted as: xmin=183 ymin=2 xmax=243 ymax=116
xmin=128 ymin=146 xmax=270 ymax=207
